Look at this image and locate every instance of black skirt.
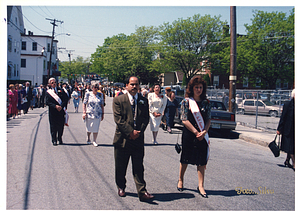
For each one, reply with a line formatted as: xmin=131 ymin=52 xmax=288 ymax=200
xmin=180 ymin=127 xmax=208 ymax=166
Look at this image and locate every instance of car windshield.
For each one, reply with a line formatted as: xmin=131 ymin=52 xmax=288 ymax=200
xmin=262 ymin=99 xmax=274 ymax=106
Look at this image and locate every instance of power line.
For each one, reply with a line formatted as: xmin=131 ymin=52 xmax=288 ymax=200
xmin=15 ymin=6 xmax=51 ymax=34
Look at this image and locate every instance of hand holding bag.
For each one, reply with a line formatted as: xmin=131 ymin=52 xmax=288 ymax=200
xmin=175 ymin=132 xmax=181 ymax=154
xmin=268 ymin=135 xmax=280 ymax=157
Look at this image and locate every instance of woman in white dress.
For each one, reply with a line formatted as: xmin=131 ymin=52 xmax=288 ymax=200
xmin=71 ymin=87 xmax=80 ymax=113
xmin=82 ymin=83 xmax=104 ymax=147
xmin=148 ymin=84 xmax=167 ymax=144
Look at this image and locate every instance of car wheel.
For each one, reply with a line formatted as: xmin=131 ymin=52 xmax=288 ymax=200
xmin=269 ymin=111 xmax=278 ymax=117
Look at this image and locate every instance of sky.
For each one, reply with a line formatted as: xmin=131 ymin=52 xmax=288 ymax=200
xmin=14 ymin=2 xmax=294 ymax=62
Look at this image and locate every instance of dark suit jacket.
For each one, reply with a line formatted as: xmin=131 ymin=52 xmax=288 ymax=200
xmin=277 ymin=98 xmax=295 ymax=153
xmin=25 ymin=86 xmax=33 ymax=101
xmin=113 ymin=93 xmax=149 ymax=148
xmin=46 ymin=87 xmax=68 ymax=124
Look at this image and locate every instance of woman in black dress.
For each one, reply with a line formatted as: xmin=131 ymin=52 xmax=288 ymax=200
xmin=277 ymin=89 xmax=295 ymax=169
xmin=177 ymin=76 xmax=211 ymax=198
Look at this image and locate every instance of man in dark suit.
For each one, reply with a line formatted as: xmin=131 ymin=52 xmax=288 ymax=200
xmin=113 ymin=76 xmax=154 ymax=202
xmin=38 ymin=84 xmax=46 ymax=108
xmin=24 ymin=82 xmax=33 ymax=114
xmin=46 ymin=78 xmax=68 ymax=146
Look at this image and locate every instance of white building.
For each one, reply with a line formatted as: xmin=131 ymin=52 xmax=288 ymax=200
xmin=21 ymin=33 xmax=59 ymax=85
xmin=7 ymin=6 xmax=24 ymax=82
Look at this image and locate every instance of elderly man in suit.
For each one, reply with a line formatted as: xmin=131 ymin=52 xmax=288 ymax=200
xmin=113 ymin=76 xmax=154 ymax=202
xmin=46 ymin=78 xmax=68 ymax=146
xmin=24 ymin=82 xmax=33 ymax=114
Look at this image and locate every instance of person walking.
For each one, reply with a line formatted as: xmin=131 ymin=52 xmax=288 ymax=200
xmin=112 ymin=76 xmax=154 ymax=202
xmin=20 ymin=85 xmax=27 ymax=114
xmin=38 ymin=84 xmax=46 ymax=108
xmin=165 ymin=91 xmax=179 ymax=133
xmin=15 ymin=84 xmax=22 ymax=117
xmin=46 ymin=78 xmax=69 ymax=146
xmin=24 ymin=82 xmax=33 ymax=114
xmin=177 ymin=76 xmax=211 ymax=198
xmin=148 ymin=84 xmax=167 ymax=144
xmin=277 ymin=89 xmax=295 ymax=169
xmin=71 ymin=87 xmax=80 ymax=113
xmin=82 ymin=83 xmax=104 ymax=147
xmin=8 ymin=84 xmax=18 ymax=119
xmin=30 ymin=86 xmax=37 ymax=110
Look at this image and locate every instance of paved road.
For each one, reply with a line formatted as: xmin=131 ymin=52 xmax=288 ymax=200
xmin=6 ymin=96 xmax=295 ymax=210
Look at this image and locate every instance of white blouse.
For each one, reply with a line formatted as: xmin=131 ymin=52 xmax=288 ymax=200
xmin=148 ymin=92 xmax=167 ymax=114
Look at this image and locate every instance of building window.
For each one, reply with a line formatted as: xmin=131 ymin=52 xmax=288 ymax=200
xmin=255 ymin=77 xmax=261 ymax=88
xmin=47 ymin=43 xmax=51 ymax=52
xmin=8 ymin=36 xmax=12 ymax=52
xmin=213 ymin=76 xmax=219 ymax=87
xmin=283 ymin=80 xmax=288 ymax=89
xmin=14 ymin=64 xmax=16 ymax=76
xmin=7 ymin=65 xmax=12 ymax=78
xmin=21 ymin=59 xmax=26 ymax=68
xmin=243 ymin=77 xmax=248 ymax=88
xmin=276 ymin=79 xmax=281 ymax=89
xmin=32 ymin=42 xmax=37 ymax=51
xmin=22 ymin=41 xmax=26 ymax=50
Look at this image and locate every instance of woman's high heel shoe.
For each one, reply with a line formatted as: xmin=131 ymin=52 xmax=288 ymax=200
xmin=284 ymin=160 xmax=293 ymax=168
xmin=177 ymin=181 xmax=184 ymax=192
xmin=197 ymin=187 xmax=208 ymax=198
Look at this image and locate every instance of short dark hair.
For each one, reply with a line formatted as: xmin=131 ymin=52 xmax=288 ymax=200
xmin=185 ymin=76 xmax=207 ymax=100
xmin=125 ymin=76 xmax=140 ymax=85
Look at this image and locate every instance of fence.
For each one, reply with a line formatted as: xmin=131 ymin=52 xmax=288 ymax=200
xmin=207 ymin=88 xmax=293 ymax=131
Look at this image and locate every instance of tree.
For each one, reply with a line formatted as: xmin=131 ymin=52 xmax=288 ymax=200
xmin=241 ymin=9 xmax=294 ymax=88
xmin=90 ymin=27 xmax=164 ymax=85
xmin=159 ymin=14 xmax=226 ymax=85
xmin=60 ymin=56 xmax=90 ymax=83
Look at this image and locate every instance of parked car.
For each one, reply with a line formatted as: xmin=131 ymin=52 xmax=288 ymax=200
xmin=238 ymin=99 xmax=281 ymax=117
xmin=174 ymin=96 xmax=236 ymax=133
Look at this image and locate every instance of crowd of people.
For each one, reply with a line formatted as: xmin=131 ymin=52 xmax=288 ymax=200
xmin=7 ymin=82 xmax=47 ymax=119
xmin=7 ymin=75 xmax=295 ymax=202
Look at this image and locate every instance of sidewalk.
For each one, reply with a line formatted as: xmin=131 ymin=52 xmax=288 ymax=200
xmin=234 ymin=123 xmax=277 ymax=147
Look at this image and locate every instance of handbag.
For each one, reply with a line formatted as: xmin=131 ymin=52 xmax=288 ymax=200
xmin=175 ymin=132 xmax=181 ymax=154
xmin=268 ymin=135 xmax=280 ymax=157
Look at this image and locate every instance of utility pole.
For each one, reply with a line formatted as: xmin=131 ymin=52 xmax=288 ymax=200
xmin=46 ymin=18 xmax=63 ymax=82
xmin=229 ymin=6 xmax=237 ymax=113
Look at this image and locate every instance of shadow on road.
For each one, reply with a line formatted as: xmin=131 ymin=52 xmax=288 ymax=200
xmin=125 ymin=191 xmax=195 ymax=203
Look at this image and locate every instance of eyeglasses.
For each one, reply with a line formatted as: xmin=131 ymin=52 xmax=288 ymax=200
xmin=51 ymin=82 xmax=56 ymax=84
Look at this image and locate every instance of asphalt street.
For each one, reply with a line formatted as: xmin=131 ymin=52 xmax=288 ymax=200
xmin=6 ymin=96 xmax=295 ymax=210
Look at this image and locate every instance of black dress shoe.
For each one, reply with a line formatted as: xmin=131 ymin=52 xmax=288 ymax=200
xmin=284 ymin=160 xmax=293 ymax=168
xmin=53 ymin=141 xmax=57 ymax=146
xmin=58 ymin=140 xmax=63 ymax=144
xmin=197 ymin=187 xmax=208 ymax=198
xmin=118 ymin=188 xmax=126 ymax=197
xmin=139 ymin=192 xmax=154 ymax=202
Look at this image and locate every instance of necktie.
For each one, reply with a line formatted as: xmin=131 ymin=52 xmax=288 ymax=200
xmin=131 ymin=96 xmax=136 ymax=118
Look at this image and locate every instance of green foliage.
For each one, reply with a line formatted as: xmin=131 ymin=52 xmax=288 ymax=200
xmin=210 ymin=9 xmax=294 ymax=89
xmin=59 ymin=56 xmax=90 ymax=83
xmin=158 ymin=14 xmax=226 ymax=84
